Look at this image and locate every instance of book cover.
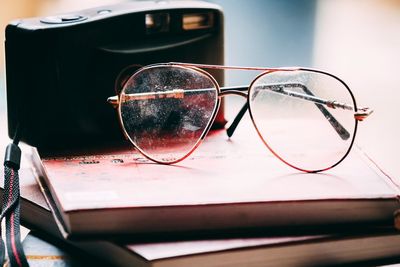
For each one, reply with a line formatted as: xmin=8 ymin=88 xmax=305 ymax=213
xmin=30 ymin=122 xmax=400 ymax=239
xmin=3 ymin=168 xmax=400 ymax=267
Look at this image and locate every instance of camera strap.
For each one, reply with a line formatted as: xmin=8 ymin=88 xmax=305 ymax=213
xmin=1 ymin=135 xmax=29 ymax=267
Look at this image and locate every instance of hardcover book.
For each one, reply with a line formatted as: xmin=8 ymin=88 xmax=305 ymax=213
xmin=30 ymin=122 xmax=400 ymax=239
xmin=2 ymin=167 xmax=400 ymax=267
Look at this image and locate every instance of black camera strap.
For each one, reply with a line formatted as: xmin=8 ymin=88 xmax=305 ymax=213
xmin=1 ymin=128 xmax=29 ymax=267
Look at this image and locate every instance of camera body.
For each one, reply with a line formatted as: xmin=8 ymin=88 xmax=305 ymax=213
xmin=5 ymin=1 xmax=224 ymax=150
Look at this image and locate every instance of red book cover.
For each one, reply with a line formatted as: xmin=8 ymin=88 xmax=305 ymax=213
xmin=31 ymin=122 xmax=400 ymax=239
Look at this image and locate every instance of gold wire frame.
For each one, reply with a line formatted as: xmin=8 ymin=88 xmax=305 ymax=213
xmin=108 ymin=62 xmax=373 ymax=172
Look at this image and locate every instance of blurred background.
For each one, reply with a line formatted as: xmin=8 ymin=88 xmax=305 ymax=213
xmin=0 ymin=0 xmax=399 ymax=177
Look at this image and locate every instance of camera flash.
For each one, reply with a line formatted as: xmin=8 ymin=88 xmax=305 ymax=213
xmin=183 ymin=13 xmax=214 ymax=30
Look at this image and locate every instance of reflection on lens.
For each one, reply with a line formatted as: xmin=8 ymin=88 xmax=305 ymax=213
xmin=249 ymin=70 xmax=357 ymax=172
xmin=119 ymin=65 xmax=219 ymax=163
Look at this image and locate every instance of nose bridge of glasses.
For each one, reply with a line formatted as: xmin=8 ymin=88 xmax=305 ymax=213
xmin=219 ymin=85 xmax=248 ymax=98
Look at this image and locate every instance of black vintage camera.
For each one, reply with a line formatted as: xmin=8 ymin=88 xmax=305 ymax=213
xmin=5 ymin=1 xmax=224 ymax=150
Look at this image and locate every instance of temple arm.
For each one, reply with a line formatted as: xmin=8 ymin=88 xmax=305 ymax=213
xmin=107 ymin=83 xmax=372 ymax=139
xmin=107 ymin=88 xmax=214 ymax=104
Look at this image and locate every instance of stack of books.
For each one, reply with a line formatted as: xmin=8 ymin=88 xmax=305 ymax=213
xmin=3 ymin=124 xmax=400 ymax=266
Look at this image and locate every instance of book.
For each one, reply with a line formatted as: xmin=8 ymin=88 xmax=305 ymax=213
xmin=31 ymin=123 xmax=400 ymax=239
xmin=3 ymin=168 xmax=400 ymax=267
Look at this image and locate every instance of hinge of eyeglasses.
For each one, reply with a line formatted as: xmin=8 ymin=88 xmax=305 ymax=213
xmin=354 ymin=107 xmax=373 ymax=121
xmin=107 ymin=96 xmax=119 ymax=108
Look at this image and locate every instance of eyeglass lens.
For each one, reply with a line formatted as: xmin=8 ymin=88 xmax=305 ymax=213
xmin=249 ymin=70 xmax=356 ymax=172
xmin=119 ymin=65 xmax=219 ymax=163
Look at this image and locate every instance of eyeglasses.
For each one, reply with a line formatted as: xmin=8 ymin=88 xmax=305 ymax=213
xmin=107 ymin=63 xmax=372 ymax=173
